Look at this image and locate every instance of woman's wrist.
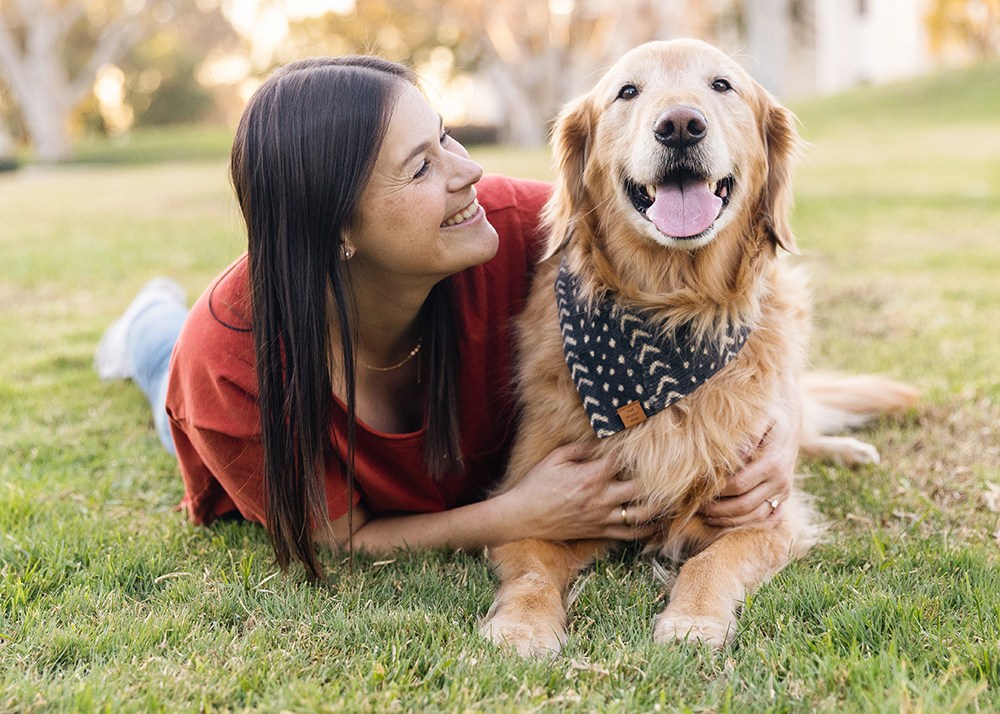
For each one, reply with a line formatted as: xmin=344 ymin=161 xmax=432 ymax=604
xmin=340 ymin=490 xmax=522 ymax=556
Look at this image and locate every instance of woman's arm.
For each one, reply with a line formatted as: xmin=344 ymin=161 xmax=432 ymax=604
xmin=319 ymin=370 xmax=803 ymax=554
xmin=317 ymin=444 xmax=659 ymax=555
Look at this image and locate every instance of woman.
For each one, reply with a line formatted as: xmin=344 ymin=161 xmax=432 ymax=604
xmin=96 ymin=56 xmax=795 ymax=580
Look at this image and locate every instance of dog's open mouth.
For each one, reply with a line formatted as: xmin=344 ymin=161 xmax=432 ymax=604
xmin=625 ymin=172 xmax=733 ymax=239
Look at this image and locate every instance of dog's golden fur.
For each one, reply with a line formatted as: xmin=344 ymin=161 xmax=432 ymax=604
xmin=480 ymin=39 xmax=918 ymax=656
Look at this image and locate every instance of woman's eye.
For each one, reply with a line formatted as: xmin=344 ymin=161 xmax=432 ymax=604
xmin=414 ymin=160 xmax=430 ymax=179
xmin=712 ymin=78 xmax=732 ymax=93
xmin=617 ymin=84 xmax=639 ymax=101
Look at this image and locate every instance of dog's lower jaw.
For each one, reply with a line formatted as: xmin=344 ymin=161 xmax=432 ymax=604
xmin=650 ymin=225 xmax=719 ymax=251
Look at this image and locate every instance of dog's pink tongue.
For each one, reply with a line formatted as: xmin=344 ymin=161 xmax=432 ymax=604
xmin=647 ymin=178 xmax=722 ymax=238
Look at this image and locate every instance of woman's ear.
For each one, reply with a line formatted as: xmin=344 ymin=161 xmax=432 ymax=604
xmin=541 ymin=95 xmax=594 ymax=261
xmin=761 ymin=98 xmax=800 ymax=255
xmin=339 ymin=222 xmax=357 ymax=261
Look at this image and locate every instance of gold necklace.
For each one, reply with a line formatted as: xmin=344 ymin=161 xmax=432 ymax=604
xmin=359 ymin=337 xmax=423 ymax=372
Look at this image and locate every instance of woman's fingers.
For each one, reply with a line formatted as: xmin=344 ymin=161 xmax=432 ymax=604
xmin=715 ymin=458 xmax=769 ymax=498
xmin=605 ymin=521 xmax=660 ymax=541
xmin=603 ymin=478 xmax=640 ymax=505
xmin=608 ymin=500 xmax=656 ymax=526
xmin=703 ymin=498 xmax=783 ymax=529
xmin=716 ymin=418 xmax=778 ymax=498
xmin=704 ymin=450 xmax=784 ymax=516
xmin=605 ymin=498 xmax=660 ymax=539
xmin=553 ymin=441 xmax=600 ymax=463
xmin=703 ymin=479 xmax=769 ymax=520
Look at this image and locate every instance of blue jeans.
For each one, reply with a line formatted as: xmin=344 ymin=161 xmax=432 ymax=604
xmin=127 ymin=300 xmax=188 ymax=455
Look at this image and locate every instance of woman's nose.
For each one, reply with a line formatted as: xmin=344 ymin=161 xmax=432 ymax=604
xmin=447 ymin=143 xmax=484 ymax=190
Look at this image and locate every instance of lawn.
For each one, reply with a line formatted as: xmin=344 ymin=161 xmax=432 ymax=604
xmin=1 ymin=61 xmax=998 ymax=712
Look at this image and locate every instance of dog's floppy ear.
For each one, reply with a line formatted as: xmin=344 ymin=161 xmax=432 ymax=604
xmin=761 ymin=98 xmax=800 ymax=255
xmin=541 ymin=95 xmax=594 ymax=260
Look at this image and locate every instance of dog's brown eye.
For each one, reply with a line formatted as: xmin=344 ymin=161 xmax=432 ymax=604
xmin=711 ymin=79 xmax=732 ymax=93
xmin=617 ymin=84 xmax=640 ymax=101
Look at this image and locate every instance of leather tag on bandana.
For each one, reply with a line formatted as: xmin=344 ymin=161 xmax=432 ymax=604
xmin=617 ymin=401 xmax=647 ymax=428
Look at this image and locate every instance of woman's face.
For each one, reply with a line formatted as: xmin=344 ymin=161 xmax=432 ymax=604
xmin=345 ymin=83 xmax=499 ymax=286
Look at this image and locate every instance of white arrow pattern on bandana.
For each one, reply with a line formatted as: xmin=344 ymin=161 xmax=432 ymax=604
xmin=555 ymin=259 xmax=751 ymax=438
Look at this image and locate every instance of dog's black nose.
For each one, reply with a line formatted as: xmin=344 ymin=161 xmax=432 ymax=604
xmin=653 ymin=106 xmax=707 ymax=149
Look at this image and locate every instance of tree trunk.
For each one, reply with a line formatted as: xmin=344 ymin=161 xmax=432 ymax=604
xmin=17 ymin=88 xmax=74 ymax=162
xmin=488 ymin=62 xmax=550 ymax=146
xmin=0 ymin=120 xmax=14 ymax=161
xmin=743 ymin=0 xmax=792 ymax=97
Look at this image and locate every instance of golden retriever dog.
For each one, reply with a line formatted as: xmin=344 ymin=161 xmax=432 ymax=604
xmin=479 ymin=39 xmax=918 ymax=656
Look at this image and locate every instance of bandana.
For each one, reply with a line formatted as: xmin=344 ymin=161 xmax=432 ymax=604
xmin=555 ymin=259 xmax=750 ymax=438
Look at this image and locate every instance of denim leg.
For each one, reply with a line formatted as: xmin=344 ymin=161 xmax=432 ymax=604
xmin=126 ymin=300 xmax=188 ymax=455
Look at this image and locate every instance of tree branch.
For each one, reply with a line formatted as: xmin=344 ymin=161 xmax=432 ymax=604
xmin=0 ymin=11 xmax=33 ymax=103
xmin=68 ymin=17 xmax=145 ymax=108
xmin=55 ymin=2 xmax=88 ymax=40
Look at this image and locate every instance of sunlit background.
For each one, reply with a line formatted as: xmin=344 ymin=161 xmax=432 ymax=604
xmin=0 ymin=0 xmax=997 ymax=162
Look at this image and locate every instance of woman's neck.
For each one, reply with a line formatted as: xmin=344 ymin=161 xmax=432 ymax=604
xmin=331 ymin=268 xmax=430 ymax=369
xmin=327 ymin=271 xmax=429 ymax=433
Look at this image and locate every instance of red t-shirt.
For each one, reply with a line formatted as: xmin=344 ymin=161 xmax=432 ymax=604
xmin=166 ymin=175 xmax=552 ymax=526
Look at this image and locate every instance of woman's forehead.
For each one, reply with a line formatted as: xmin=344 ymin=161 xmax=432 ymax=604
xmin=378 ymin=85 xmax=439 ymax=167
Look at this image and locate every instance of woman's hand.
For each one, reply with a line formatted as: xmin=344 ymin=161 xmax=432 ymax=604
xmin=322 ymin=443 xmax=657 ymax=555
xmin=497 ymin=443 xmax=658 ymax=542
xmin=700 ymin=379 xmax=801 ymax=528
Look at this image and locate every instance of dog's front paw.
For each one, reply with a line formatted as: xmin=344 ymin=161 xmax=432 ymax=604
xmin=480 ymin=607 xmax=566 ymax=658
xmin=653 ymin=609 xmax=735 ymax=649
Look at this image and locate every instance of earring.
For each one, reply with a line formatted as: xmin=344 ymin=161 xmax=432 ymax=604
xmin=343 ymin=248 xmax=353 ymax=259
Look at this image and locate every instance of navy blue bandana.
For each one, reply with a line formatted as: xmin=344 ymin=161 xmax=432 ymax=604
xmin=555 ymin=259 xmax=750 ymax=438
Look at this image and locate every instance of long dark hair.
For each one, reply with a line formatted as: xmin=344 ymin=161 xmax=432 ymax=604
xmin=229 ymin=57 xmax=462 ymax=580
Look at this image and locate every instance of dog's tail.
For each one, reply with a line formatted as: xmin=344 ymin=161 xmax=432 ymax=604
xmin=801 ymin=372 xmax=920 ymax=436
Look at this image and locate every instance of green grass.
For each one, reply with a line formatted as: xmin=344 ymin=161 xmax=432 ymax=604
xmin=2 ymin=61 xmax=999 ymax=712
xmin=67 ymin=124 xmax=235 ymax=165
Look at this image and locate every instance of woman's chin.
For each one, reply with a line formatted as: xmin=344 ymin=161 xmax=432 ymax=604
xmin=445 ymin=220 xmax=499 ymax=271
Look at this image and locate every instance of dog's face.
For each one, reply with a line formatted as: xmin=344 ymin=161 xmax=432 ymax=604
xmin=547 ymin=39 xmax=798 ymax=257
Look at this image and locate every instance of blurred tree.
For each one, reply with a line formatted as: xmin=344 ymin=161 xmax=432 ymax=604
xmin=0 ymin=0 xmax=209 ymax=161
xmin=0 ymin=76 xmax=17 ymax=163
xmin=288 ymin=0 xmax=464 ymax=63
xmin=926 ymin=0 xmax=1000 ymax=58
xmin=472 ymin=0 xmax=716 ymax=144
xmin=127 ymin=43 xmax=215 ymax=126
xmin=283 ymin=0 xmax=717 ymax=146
xmin=122 ymin=3 xmax=237 ymax=127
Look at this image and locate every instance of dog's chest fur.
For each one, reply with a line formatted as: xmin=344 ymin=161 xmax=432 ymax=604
xmin=509 ymin=255 xmax=810 ymax=515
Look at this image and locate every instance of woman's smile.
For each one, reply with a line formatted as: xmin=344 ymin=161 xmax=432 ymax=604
xmin=441 ymin=197 xmax=483 ymax=228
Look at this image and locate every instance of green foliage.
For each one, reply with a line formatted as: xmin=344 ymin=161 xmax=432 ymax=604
xmin=123 ymin=22 xmax=232 ymax=128
xmin=288 ymin=0 xmax=481 ymax=68
xmin=925 ymin=0 xmax=1000 ymax=57
xmin=1 ymin=61 xmax=998 ymax=711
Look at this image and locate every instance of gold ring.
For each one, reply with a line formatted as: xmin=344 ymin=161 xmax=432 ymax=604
xmin=620 ymin=505 xmax=629 ymax=526
xmin=767 ymin=498 xmax=780 ymax=511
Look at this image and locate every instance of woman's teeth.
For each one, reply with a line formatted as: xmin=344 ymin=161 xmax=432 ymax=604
xmin=442 ymin=199 xmax=480 ymax=227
